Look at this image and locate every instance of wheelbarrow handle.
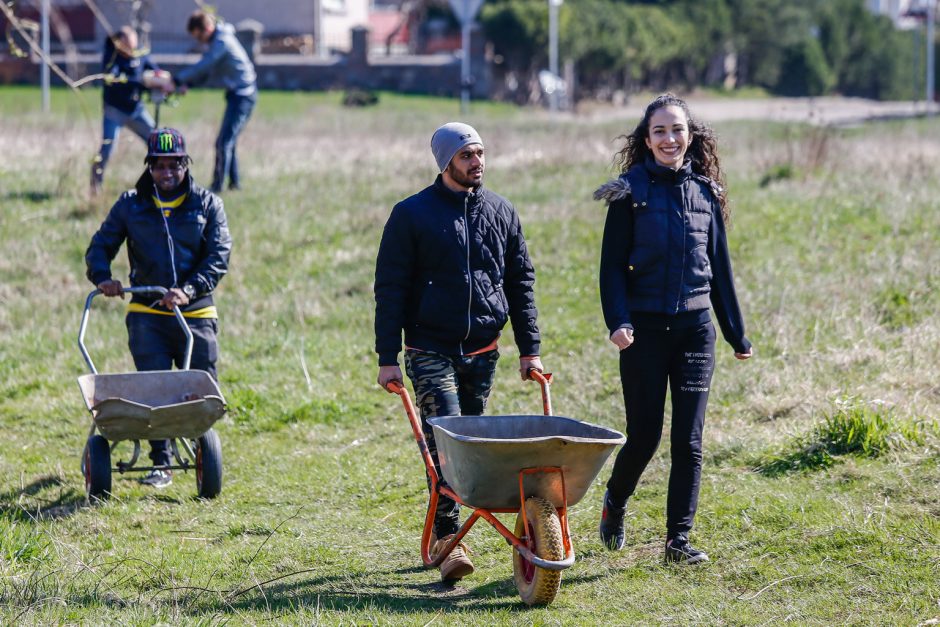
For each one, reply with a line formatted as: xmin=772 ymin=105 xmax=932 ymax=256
xmin=78 ymin=286 xmax=193 ymax=375
xmin=528 ymin=369 xmax=553 ymax=416
xmin=387 ymin=380 xmax=440 ymax=490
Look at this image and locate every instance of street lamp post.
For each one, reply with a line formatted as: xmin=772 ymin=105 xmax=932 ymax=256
xmin=928 ymin=0 xmax=936 ymax=105
xmin=41 ymin=0 xmax=50 ymax=112
xmin=448 ymin=0 xmax=484 ymax=114
xmin=548 ymin=0 xmax=561 ymax=111
xmin=461 ymin=19 xmax=471 ymax=113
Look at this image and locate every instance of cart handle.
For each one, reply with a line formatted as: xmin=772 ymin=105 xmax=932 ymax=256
xmin=528 ymin=369 xmax=553 ymax=416
xmin=385 ymin=370 xmax=554 ymax=484
xmin=386 ymin=379 xmax=438 ymax=480
xmin=78 ymin=286 xmax=193 ymax=374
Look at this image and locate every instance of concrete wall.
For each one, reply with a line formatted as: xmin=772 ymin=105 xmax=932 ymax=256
xmin=5 ymin=26 xmax=490 ymax=98
xmin=321 ymin=0 xmax=370 ymax=53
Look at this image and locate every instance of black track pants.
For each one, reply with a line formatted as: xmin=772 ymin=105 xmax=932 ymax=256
xmin=126 ymin=313 xmax=219 ymax=467
xmin=606 ymin=321 xmax=716 ymax=538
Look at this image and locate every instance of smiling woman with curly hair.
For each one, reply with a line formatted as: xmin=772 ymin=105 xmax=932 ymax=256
xmin=594 ymin=93 xmax=753 ymax=564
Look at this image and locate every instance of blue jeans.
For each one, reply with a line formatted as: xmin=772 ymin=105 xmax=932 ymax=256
xmin=212 ymin=91 xmax=256 ymax=191
xmin=126 ymin=313 xmax=219 ymax=466
xmin=95 ymin=103 xmax=155 ymax=180
xmin=403 ymin=349 xmax=499 ymax=537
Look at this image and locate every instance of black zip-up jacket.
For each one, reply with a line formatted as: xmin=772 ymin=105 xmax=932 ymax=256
xmin=101 ymin=39 xmax=158 ymax=114
xmin=374 ymin=176 xmax=540 ymax=366
xmin=596 ymin=158 xmax=751 ymax=354
xmin=85 ymin=171 xmax=232 ymax=313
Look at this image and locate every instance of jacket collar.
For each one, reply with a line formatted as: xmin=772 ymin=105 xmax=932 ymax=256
xmin=644 ymin=156 xmax=693 ymax=184
xmin=135 ymin=169 xmax=195 ymax=208
xmin=433 ymin=174 xmax=484 ymax=209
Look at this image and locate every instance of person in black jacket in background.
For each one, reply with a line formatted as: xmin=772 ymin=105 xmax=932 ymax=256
xmin=90 ymin=26 xmax=164 ymax=194
xmin=85 ymin=128 xmax=232 ymax=488
xmin=594 ymin=94 xmax=753 ymax=564
xmin=374 ymin=122 xmax=544 ymax=582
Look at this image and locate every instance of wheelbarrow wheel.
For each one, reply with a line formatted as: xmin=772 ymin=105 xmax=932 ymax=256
xmin=512 ymin=496 xmax=564 ymax=606
xmin=195 ymin=429 xmax=222 ymax=499
xmin=84 ymin=435 xmax=111 ymax=502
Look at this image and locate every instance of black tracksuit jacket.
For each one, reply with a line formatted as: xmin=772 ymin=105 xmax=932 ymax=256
xmin=374 ymin=176 xmax=540 ymax=366
xmin=85 ymin=171 xmax=232 ymax=313
xmin=101 ymin=39 xmax=159 ymax=114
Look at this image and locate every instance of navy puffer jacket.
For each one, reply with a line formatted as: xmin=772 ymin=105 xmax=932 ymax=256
xmin=596 ymin=158 xmax=750 ymax=354
xmin=374 ymin=176 xmax=540 ymax=366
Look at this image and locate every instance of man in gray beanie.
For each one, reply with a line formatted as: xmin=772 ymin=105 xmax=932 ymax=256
xmin=374 ymin=123 xmax=545 ymax=582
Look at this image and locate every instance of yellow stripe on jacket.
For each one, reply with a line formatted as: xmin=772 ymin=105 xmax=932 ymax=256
xmin=127 ymin=302 xmax=218 ymax=319
xmin=152 ymin=192 xmax=187 ymax=217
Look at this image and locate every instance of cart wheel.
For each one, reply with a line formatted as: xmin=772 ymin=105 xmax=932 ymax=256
xmin=512 ymin=496 xmax=564 ymax=606
xmin=84 ymin=435 xmax=111 ymax=502
xmin=195 ymin=429 xmax=222 ymax=499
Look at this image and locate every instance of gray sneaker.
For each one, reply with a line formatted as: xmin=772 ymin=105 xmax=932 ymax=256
xmin=140 ymin=469 xmax=172 ymax=488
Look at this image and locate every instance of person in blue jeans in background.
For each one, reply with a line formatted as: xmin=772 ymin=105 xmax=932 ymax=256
xmin=91 ymin=26 xmax=162 ymax=195
xmin=174 ymin=10 xmax=257 ymax=194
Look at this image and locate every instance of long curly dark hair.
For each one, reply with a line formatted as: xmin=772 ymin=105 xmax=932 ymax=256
xmin=614 ymin=93 xmax=729 ymax=223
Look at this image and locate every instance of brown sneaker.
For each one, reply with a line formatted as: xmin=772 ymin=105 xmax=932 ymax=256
xmin=431 ymin=534 xmax=474 ymax=581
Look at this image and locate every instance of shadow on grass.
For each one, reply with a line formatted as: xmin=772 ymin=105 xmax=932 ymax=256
xmin=148 ymin=493 xmax=188 ymax=505
xmin=0 ymin=475 xmax=87 ymax=521
xmin=218 ymin=568 xmax=534 ymax=615
xmin=2 ymin=190 xmax=55 ymax=202
xmin=209 ymin=562 xmax=611 ymax=616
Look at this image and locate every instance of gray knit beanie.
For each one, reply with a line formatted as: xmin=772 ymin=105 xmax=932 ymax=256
xmin=430 ymin=122 xmax=483 ymax=171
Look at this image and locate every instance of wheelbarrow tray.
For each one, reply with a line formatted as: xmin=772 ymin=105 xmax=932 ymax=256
xmin=77 ymin=370 xmax=226 ymax=441
xmin=429 ymin=415 xmax=625 ymax=509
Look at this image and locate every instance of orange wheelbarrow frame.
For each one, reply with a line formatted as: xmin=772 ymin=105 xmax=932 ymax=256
xmin=387 ymin=371 xmax=576 ymax=573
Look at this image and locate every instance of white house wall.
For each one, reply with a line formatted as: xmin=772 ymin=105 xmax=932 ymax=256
xmin=89 ymin=0 xmax=364 ymax=53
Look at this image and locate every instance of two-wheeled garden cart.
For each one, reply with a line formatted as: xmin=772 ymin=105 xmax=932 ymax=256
xmin=388 ymin=370 xmax=625 ymax=605
xmin=77 ymin=286 xmax=226 ymax=501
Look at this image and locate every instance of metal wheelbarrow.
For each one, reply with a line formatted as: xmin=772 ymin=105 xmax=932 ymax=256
xmin=388 ymin=371 xmax=625 ymax=606
xmin=77 ymin=286 xmax=227 ymax=501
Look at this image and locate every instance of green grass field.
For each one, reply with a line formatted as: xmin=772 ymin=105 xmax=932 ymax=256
xmin=1 ymin=86 xmax=938 ymax=624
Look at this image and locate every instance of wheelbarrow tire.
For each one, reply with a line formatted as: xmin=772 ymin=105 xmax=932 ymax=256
xmin=85 ymin=435 xmax=111 ymax=502
xmin=195 ymin=429 xmax=223 ymax=499
xmin=512 ymin=496 xmax=564 ymax=606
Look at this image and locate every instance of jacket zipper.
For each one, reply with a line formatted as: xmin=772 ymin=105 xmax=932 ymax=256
xmin=461 ymin=195 xmax=472 ymax=353
xmin=154 ymin=190 xmax=179 ymax=289
xmin=675 ymin=182 xmax=689 ymax=315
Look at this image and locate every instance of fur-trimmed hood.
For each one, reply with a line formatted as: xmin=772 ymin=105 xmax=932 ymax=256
xmin=593 ymin=160 xmax=721 ymax=206
xmin=593 ymin=177 xmax=631 ymax=204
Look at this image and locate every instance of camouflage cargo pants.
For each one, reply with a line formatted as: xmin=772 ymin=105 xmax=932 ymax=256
xmin=404 ymin=348 xmax=499 ymax=537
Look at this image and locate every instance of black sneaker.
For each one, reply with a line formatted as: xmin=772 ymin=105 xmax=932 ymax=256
xmin=140 ymin=469 xmax=172 ymax=488
xmin=599 ymin=490 xmax=626 ymax=550
xmin=665 ymin=534 xmax=709 ymax=564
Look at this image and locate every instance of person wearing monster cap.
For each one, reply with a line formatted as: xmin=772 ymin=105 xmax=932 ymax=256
xmin=85 ymin=128 xmax=232 ymax=488
xmin=374 ymin=122 xmax=545 ymax=582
